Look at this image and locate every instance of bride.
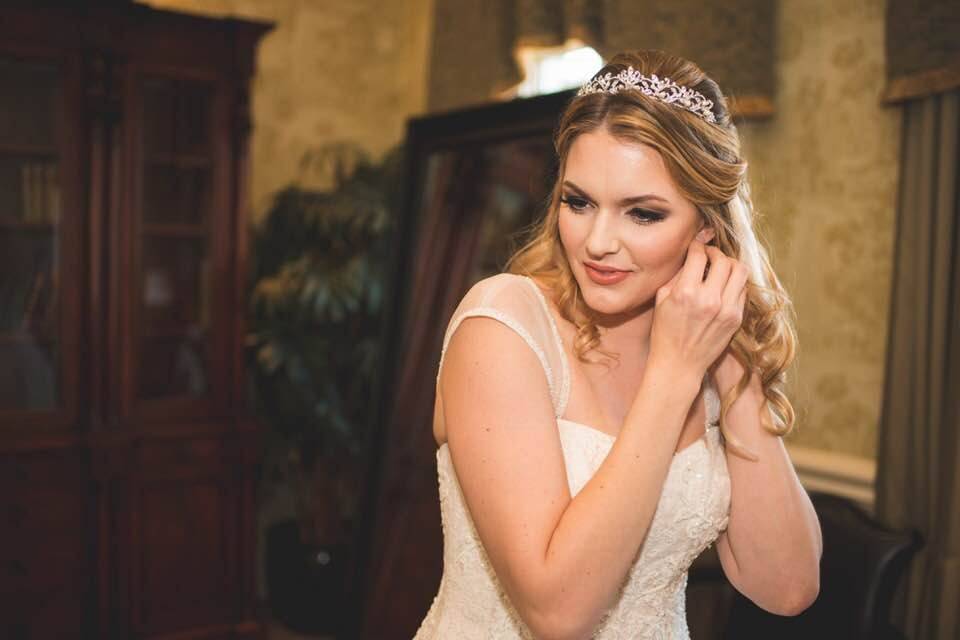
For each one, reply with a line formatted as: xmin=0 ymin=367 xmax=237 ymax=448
xmin=414 ymin=49 xmax=822 ymax=639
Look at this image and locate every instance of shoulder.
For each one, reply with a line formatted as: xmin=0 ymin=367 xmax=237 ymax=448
xmin=447 ymin=272 xmax=539 ymax=320
xmin=465 ymin=271 xmax=534 ymax=299
xmin=449 ymin=272 xmax=539 ymax=332
xmin=439 ymin=279 xmax=553 ymax=399
xmin=441 ymin=273 xmax=549 ymax=376
xmin=438 ymin=271 xmax=562 ymax=419
xmin=439 ymin=273 xmax=558 ymax=403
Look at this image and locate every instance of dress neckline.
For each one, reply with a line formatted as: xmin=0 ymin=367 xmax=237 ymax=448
xmin=556 ymin=417 xmax=716 ymax=459
xmin=437 ymin=421 xmax=715 ymax=461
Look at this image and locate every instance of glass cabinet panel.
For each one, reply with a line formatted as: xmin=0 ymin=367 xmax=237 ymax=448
xmin=0 ymin=57 xmax=62 ymax=410
xmin=138 ymin=77 xmax=214 ymax=400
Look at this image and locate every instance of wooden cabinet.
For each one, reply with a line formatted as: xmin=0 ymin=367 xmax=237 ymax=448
xmin=0 ymin=6 xmax=271 ymax=639
xmin=0 ymin=448 xmax=93 ymax=639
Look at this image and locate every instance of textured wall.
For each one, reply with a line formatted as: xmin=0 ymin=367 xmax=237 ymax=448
xmin=429 ymin=0 xmax=775 ymax=115
xmin=138 ymin=0 xmax=898 ymax=460
xmin=740 ymin=0 xmax=900 ymax=458
xmin=138 ymin=0 xmax=435 ymax=219
xmin=886 ymin=0 xmax=960 ymax=81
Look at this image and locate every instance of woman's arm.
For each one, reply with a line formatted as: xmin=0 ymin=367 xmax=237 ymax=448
xmin=712 ymin=350 xmax=823 ymax=615
xmin=441 ymin=318 xmax=703 ymax=640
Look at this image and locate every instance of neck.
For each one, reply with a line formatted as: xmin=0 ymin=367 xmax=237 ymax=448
xmin=590 ymin=297 xmax=655 ymax=364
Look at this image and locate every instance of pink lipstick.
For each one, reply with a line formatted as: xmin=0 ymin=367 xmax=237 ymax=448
xmin=584 ymin=262 xmax=630 ymax=285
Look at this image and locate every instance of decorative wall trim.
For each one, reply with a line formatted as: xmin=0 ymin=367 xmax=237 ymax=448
xmin=728 ymin=95 xmax=775 ymax=119
xmin=884 ymin=62 xmax=960 ymax=103
xmin=786 ymin=444 xmax=877 ymax=513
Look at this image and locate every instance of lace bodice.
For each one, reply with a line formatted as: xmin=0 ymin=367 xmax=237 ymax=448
xmin=414 ymin=273 xmax=732 ymax=639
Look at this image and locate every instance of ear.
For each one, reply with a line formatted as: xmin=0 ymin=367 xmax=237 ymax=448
xmin=695 ymin=224 xmax=716 ymax=244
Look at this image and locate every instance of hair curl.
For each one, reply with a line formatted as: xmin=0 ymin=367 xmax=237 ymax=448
xmin=504 ymin=49 xmax=796 ymax=460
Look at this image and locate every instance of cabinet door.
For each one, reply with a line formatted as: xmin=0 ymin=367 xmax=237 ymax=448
xmin=0 ymin=449 xmax=94 ymax=639
xmin=132 ymin=437 xmax=239 ymax=635
xmin=0 ymin=50 xmax=82 ymax=429
xmin=125 ymin=71 xmax=232 ymax=421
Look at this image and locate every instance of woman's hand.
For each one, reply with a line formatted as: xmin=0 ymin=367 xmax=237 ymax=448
xmin=649 ymin=239 xmax=749 ymax=377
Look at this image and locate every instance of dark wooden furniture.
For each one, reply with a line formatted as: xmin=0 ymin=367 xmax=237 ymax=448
xmin=722 ymin=492 xmax=923 ymax=640
xmin=0 ymin=6 xmax=271 ymax=639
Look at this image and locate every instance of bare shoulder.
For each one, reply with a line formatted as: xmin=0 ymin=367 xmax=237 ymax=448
xmin=438 ymin=272 xmax=552 ymax=430
xmin=469 ymin=271 xmax=530 ymax=295
xmin=439 ymin=307 xmax=555 ymax=444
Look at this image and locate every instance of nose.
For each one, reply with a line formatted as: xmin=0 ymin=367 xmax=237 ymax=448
xmin=585 ymin=210 xmax=620 ymax=258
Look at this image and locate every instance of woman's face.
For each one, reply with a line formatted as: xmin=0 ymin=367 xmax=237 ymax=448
xmin=557 ymin=127 xmax=715 ymax=318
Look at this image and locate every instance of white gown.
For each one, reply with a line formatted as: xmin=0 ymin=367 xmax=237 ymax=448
xmin=414 ymin=273 xmax=732 ymax=639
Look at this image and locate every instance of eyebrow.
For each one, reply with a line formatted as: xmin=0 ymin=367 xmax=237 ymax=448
xmin=562 ymin=180 xmax=671 ymax=207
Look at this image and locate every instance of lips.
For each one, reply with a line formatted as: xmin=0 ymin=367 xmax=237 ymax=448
xmin=584 ymin=261 xmax=630 ymax=285
xmin=584 ymin=261 xmax=627 ymax=273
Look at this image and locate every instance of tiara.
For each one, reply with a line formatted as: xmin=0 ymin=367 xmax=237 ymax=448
xmin=576 ymin=66 xmax=717 ymax=124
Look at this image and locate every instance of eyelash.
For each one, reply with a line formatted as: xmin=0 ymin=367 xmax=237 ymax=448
xmin=560 ymin=195 xmax=665 ymax=225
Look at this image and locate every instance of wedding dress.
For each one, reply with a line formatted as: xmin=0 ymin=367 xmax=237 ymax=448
xmin=414 ymin=272 xmax=732 ymax=639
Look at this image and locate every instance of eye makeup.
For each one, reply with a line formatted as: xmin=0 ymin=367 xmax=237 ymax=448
xmin=560 ymin=194 xmax=666 ymax=225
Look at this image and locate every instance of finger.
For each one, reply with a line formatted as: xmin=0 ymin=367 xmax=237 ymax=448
xmin=703 ymin=246 xmax=733 ymax=298
xmin=720 ymin=260 xmax=749 ymax=311
xmin=656 ymin=266 xmax=683 ymax=304
xmin=731 ymin=273 xmax=749 ymax=322
xmin=678 ymin=239 xmax=708 ymax=290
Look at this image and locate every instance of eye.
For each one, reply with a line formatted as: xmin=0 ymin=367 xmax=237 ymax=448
xmin=560 ymin=195 xmax=589 ymax=212
xmin=628 ymin=208 xmax=665 ymax=225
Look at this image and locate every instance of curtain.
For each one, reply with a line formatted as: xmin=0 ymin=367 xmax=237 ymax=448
xmin=359 ymin=150 xmax=490 ymax=639
xmin=875 ymin=90 xmax=960 ymax=640
xmin=428 ymin=0 xmax=775 ymax=117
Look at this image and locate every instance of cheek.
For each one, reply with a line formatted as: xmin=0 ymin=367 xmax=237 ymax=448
xmin=557 ymin=211 xmax=581 ymax=253
xmin=626 ymin=225 xmax=690 ymax=270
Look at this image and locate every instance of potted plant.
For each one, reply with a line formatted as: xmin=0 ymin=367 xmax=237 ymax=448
xmin=247 ymin=142 xmax=401 ymax=634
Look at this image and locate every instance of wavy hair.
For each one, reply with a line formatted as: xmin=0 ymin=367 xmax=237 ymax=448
xmin=504 ymin=49 xmax=796 ymax=460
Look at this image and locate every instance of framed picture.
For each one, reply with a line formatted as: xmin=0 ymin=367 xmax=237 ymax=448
xmin=352 ymin=89 xmax=575 ymax=638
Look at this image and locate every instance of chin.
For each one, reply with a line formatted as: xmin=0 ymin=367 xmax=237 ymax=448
xmin=578 ymin=280 xmax=648 ymax=316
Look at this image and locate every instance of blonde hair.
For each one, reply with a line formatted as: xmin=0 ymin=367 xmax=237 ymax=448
xmin=504 ymin=49 xmax=796 ymax=460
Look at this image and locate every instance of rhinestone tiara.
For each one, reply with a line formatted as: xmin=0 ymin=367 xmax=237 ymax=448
xmin=576 ymin=66 xmax=717 ymax=124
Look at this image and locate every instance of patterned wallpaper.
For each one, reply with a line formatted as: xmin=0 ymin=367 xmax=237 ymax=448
xmin=740 ymin=0 xmax=900 ymax=458
xmin=138 ymin=0 xmax=435 ymax=220
xmin=886 ymin=0 xmax=960 ymax=82
xmin=429 ymin=0 xmax=775 ymax=116
xmin=138 ymin=0 xmax=900 ymax=460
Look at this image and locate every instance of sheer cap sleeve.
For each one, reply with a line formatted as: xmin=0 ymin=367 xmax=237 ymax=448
xmin=435 ymin=273 xmax=570 ymax=419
